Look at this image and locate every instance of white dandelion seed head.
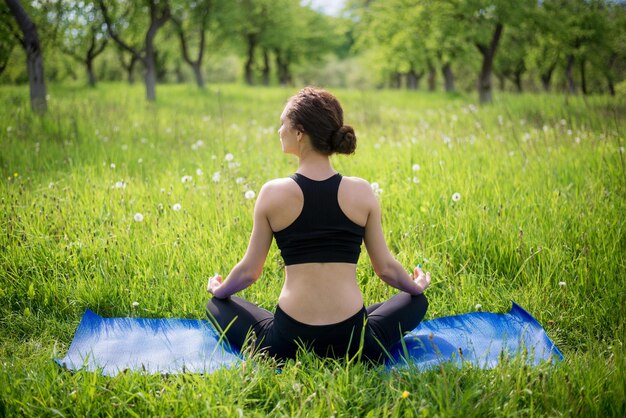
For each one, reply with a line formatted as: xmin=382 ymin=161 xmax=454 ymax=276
xmin=619 ymin=147 xmax=625 ymax=154
xmin=181 ymin=175 xmax=193 ymax=184
xmin=212 ymin=172 xmax=221 ymax=183
xmin=475 ymin=304 xmax=482 ymax=311
xmin=172 ymin=203 xmax=182 ymax=211
xmin=140 ymin=137 xmax=148 ymax=144
xmin=412 ymin=176 xmax=420 ymax=184
xmin=559 ymin=281 xmax=566 ymax=289
xmin=196 ymin=168 xmax=204 ymax=176
xmin=371 ymin=182 xmax=380 ymax=191
xmin=137 ymin=158 xmax=143 ymax=164
xmin=115 ymin=180 xmax=126 ymax=189
xmin=235 ymin=177 xmax=245 ymax=184
xmin=211 ymin=155 xmax=217 ymax=160
xmin=132 ymin=301 xmax=139 ymax=308
xmin=244 ymin=190 xmax=256 ymax=200
xmin=48 ymin=182 xmax=55 ymax=189
xmin=560 ymin=119 xmax=567 ymax=126
xmin=452 ymin=192 xmax=461 ymax=202
xmin=567 ymin=129 xmax=572 ymax=136
xmin=412 ymin=164 xmax=421 ymax=172
xmin=160 ymin=188 xmax=166 ymax=193
xmin=110 ymin=163 xmax=116 ymax=169
xmin=497 ymin=115 xmax=504 ymax=126
xmin=225 ymin=153 xmax=234 ymax=162
xmin=228 ymin=162 xmax=240 ymax=170
xmin=133 ymin=213 xmax=144 ymax=222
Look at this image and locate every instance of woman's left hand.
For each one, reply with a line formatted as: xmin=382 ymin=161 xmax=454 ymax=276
xmin=207 ymin=274 xmax=223 ymax=295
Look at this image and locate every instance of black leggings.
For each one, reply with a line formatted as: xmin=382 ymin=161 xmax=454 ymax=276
xmin=206 ymin=292 xmax=428 ymax=363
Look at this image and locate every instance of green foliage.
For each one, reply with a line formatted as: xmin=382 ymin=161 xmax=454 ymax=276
xmin=0 ymin=83 xmax=624 ymax=416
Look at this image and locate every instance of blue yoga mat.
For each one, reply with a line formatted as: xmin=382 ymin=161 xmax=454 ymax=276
xmin=56 ymin=302 xmax=562 ymax=376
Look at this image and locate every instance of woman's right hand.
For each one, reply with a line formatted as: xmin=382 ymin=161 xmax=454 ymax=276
xmin=207 ymin=274 xmax=224 ymax=296
xmin=411 ymin=266 xmax=431 ymax=294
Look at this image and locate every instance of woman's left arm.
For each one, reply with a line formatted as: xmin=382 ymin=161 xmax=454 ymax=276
xmin=208 ymin=186 xmax=274 ymax=299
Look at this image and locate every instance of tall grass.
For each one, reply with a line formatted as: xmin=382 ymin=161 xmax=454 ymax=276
xmin=0 ymin=83 xmax=624 ymax=416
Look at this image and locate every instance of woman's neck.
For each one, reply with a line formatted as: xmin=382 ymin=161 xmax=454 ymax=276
xmin=296 ymin=150 xmax=335 ymax=180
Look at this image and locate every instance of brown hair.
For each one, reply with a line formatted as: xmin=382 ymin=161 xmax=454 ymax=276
xmin=286 ymin=87 xmax=356 ymax=155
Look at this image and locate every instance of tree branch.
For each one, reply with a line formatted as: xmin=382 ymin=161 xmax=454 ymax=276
xmin=97 ymin=0 xmax=145 ymax=65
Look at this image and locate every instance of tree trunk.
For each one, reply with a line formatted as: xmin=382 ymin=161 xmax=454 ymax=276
xmin=442 ymin=62 xmax=455 ymax=92
xmin=476 ymin=23 xmax=504 ymax=104
xmin=565 ymin=54 xmax=576 ymax=94
xmin=406 ymin=68 xmax=417 ymax=90
xmin=580 ymin=58 xmax=587 ymax=95
xmin=127 ymin=55 xmax=137 ymax=84
xmin=514 ymin=70 xmax=523 ymax=92
xmin=262 ymin=48 xmax=270 ymax=86
xmin=540 ymin=63 xmax=555 ymax=92
xmin=427 ymin=61 xmax=436 ymax=91
xmin=86 ymin=59 xmax=96 ymax=87
xmin=245 ymin=33 xmax=256 ymax=85
xmin=192 ymin=63 xmax=204 ymax=88
xmin=6 ymin=0 xmax=47 ymax=114
xmin=390 ymin=72 xmax=402 ymax=89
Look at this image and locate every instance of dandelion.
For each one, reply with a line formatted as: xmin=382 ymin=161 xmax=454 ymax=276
xmin=236 ymin=177 xmax=245 ymax=184
xmin=567 ymin=129 xmax=572 ymax=136
xmin=560 ymin=119 xmax=567 ymax=126
xmin=132 ymin=301 xmax=139 ymax=308
xmin=371 ymin=182 xmax=380 ymax=191
xmin=228 ymin=161 xmax=240 ymax=170
xmin=412 ymin=164 xmax=421 ymax=172
xmin=452 ymin=192 xmax=461 ymax=202
xmin=620 ymin=147 xmax=624 ymax=153
xmin=115 ymin=180 xmax=126 ymax=189
xmin=412 ymin=176 xmax=420 ymax=184
xmin=48 ymin=182 xmax=55 ymax=189
xmin=196 ymin=168 xmax=204 ymax=176
xmin=172 ymin=203 xmax=182 ymax=211
xmin=133 ymin=213 xmax=144 ymax=222
xmin=244 ymin=190 xmax=256 ymax=200
xmin=212 ymin=172 xmax=221 ymax=183
xmin=475 ymin=304 xmax=482 ymax=311
xmin=160 ymin=188 xmax=166 ymax=193
xmin=121 ymin=144 xmax=128 ymax=151
xmin=137 ymin=158 xmax=143 ymax=164
xmin=225 ymin=153 xmax=234 ymax=162
xmin=401 ymin=391 xmax=410 ymax=399
xmin=110 ymin=163 xmax=116 ymax=169
xmin=181 ymin=175 xmax=193 ymax=183
xmin=559 ymin=281 xmax=566 ymax=289
xmin=497 ymin=115 xmax=504 ymax=126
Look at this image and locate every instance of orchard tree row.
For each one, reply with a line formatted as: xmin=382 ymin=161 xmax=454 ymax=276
xmin=349 ymin=0 xmax=626 ymax=103
xmin=1 ymin=0 xmax=344 ymax=112
xmin=2 ymin=0 xmax=625 ymax=114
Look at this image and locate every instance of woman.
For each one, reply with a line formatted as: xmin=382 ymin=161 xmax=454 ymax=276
xmin=206 ymin=87 xmax=430 ymax=362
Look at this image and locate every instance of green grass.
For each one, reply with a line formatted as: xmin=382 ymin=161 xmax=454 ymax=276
xmin=0 ymin=82 xmax=624 ymax=416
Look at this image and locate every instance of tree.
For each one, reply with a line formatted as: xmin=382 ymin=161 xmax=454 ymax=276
xmin=98 ymin=0 xmax=170 ymax=101
xmin=444 ymin=0 xmax=536 ymax=103
xmin=170 ymin=0 xmax=216 ymax=88
xmin=4 ymin=0 xmax=47 ymax=114
xmin=55 ymin=1 xmax=108 ymax=87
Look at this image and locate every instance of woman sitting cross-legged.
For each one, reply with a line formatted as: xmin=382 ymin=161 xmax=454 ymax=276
xmin=206 ymin=87 xmax=430 ymax=363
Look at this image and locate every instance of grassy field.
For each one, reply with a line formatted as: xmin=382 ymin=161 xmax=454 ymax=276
xmin=0 ymin=83 xmax=624 ymax=416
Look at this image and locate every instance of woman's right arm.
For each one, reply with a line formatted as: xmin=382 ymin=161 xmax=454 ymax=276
xmin=362 ymin=185 xmax=430 ymax=295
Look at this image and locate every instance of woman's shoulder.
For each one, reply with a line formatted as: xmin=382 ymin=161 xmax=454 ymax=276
xmin=258 ymin=177 xmax=300 ymax=200
xmin=340 ymin=175 xmax=375 ymax=192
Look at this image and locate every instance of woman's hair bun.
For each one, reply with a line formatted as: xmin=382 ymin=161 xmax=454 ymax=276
xmin=331 ymin=125 xmax=357 ymax=155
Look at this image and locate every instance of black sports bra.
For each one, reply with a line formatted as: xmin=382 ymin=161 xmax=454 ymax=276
xmin=273 ymin=173 xmax=365 ymax=265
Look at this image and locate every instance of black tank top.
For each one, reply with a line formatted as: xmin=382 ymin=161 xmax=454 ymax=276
xmin=274 ymin=173 xmax=365 ymax=265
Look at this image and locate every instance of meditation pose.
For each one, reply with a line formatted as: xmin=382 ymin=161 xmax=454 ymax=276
xmin=206 ymin=87 xmax=430 ymax=362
